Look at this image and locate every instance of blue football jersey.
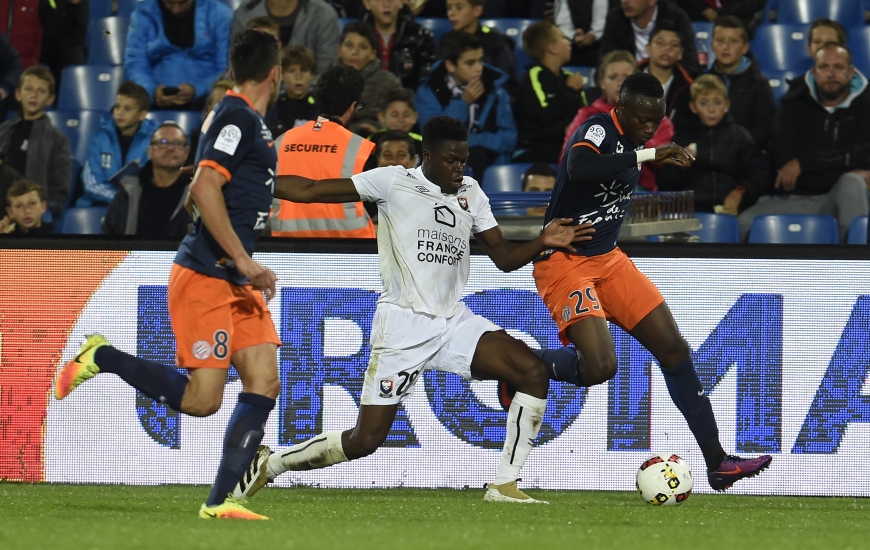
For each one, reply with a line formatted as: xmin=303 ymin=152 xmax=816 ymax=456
xmin=545 ymin=110 xmax=644 ymax=256
xmin=175 ymin=91 xmax=277 ymax=285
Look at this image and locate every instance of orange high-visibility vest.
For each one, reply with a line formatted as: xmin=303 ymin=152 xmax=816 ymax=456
xmin=271 ymin=117 xmax=376 ymax=238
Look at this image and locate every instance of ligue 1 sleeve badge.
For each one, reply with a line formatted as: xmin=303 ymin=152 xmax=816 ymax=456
xmin=458 ymin=197 xmax=469 ymax=211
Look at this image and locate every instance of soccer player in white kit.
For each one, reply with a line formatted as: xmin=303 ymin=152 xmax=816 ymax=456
xmin=235 ymin=116 xmax=593 ymax=503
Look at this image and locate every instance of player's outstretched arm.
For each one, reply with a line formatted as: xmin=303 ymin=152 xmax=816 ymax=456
xmin=274 ymin=175 xmax=362 ymax=203
xmin=475 ymin=219 xmax=595 ymax=272
xmin=567 ymin=142 xmax=694 ymax=182
xmin=190 ymin=165 xmax=277 ymax=297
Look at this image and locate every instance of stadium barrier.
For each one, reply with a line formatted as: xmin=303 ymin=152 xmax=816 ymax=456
xmin=2 ymin=239 xmax=870 ymax=496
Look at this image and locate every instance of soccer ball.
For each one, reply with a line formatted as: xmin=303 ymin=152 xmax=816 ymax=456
xmin=636 ymin=453 xmax=693 ymax=506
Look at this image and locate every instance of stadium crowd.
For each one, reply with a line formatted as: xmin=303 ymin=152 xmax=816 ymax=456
xmin=0 ymin=0 xmax=868 ymax=243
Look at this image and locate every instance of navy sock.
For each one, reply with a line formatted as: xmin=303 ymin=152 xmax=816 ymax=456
xmin=660 ymin=358 xmax=726 ymax=470
xmin=206 ymin=392 xmax=275 ymax=506
xmin=95 ymin=346 xmax=189 ymax=411
xmin=532 ymin=347 xmax=581 ymax=385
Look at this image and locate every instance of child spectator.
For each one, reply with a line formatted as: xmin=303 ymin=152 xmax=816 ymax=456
xmin=366 ymin=88 xmax=422 ymax=162
xmin=514 ymin=21 xmax=586 ymax=164
xmin=337 ymin=21 xmax=402 ymax=134
xmin=563 ymin=50 xmax=673 ymax=191
xmin=445 ymin=0 xmax=518 ymax=94
xmin=707 ymin=16 xmax=774 ymax=151
xmin=416 ymin=31 xmax=516 ymax=180
xmin=376 ymin=129 xmax=418 ymax=168
xmin=2 ymin=179 xmax=53 ymax=235
xmin=266 ymin=45 xmax=318 ymax=136
xmin=522 ymin=162 xmax=557 ymax=216
xmin=807 ymin=19 xmax=846 ymax=58
xmin=361 ymin=0 xmax=436 ymax=89
xmin=102 ymin=123 xmax=193 ymax=238
xmin=639 ymin=19 xmax=695 ymax=126
xmin=658 ymin=74 xmax=769 ymax=214
xmin=77 ymin=82 xmax=160 ymax=207
xmin=0 ymin=66 xmax=71 ymax=217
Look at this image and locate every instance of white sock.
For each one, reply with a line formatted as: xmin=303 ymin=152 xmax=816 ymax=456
xmin=266 ymin=430 xmax=348 ymax=478
xmin=494 ymin=392 xmax=547 ymax=485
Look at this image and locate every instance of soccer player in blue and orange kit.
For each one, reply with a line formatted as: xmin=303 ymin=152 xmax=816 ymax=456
xmin=54 ymin=30 xmax=283 ymax=520
xmin=503 ymin=72 xmax=772 ymax=492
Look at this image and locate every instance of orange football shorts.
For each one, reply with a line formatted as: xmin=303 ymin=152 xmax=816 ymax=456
xmin=167 ymin=263 xmax=281 ymax=369
xmin=533 ymin=248 xmax=664 ymax=345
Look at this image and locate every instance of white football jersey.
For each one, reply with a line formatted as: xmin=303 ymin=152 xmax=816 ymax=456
xmin=352 ymin=165 xmax=498 ymax=317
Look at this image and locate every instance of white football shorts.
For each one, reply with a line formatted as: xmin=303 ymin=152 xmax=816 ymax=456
xmin=360 ymin=301 xmax=502 ymax=405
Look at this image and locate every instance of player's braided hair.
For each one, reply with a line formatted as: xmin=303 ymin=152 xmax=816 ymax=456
xmin=422 ymin=116 xmax=467 ymax=150
xmin=619 ymin=72 xmax=664 ymax=103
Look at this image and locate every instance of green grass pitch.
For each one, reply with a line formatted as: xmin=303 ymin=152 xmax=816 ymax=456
xmin=2 ymin=484 xmax=867 ymax=550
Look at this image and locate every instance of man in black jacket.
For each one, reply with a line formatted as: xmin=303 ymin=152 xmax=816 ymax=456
xmin=599 ymin=0 xmax=700 ymax=75
xmin=362 ymin=0 xmax=436 ymax=89
xmin=676 ymin=0 xmax=765 ymax=37
xmin=102 ymin=123 xmax=192 ymax=238
xmin=736 ymin=44 xmax=870 ymax=242
xmin=707 ymin=15 xmax=774 ymax=151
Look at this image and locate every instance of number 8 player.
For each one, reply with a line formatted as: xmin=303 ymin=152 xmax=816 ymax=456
xmin=232 ymin=115 xmax=595 ymax=504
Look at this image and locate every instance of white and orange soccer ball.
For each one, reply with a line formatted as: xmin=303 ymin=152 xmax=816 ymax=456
xmin=636 ymin=453 xmax=693 ymax=506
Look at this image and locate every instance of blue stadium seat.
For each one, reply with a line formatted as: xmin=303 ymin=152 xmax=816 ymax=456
xmin=339 ymin=17 xmax=355 ymax=30
xmin=146 ymin=111 xmax=203 ymax=139
xmin=748 ymin=214 xmax=839 ymax=244
xmin=515 ymin=43 xmax=534 ymax=71
xmin=482 ymin=163 xmax=531 ymax=194
xmin=480 ymin=18 xmax=534 ymax=41
xmin=418 ymin=18 xmax=454 ymax=45
xmin=765 ymin=70 xmax=801 ymax=102
xmin=847 ymin=216 xmax=868 ymax=244
xmin=61 ymin=207 xmax=108 ymax=235
xmin=58 ymin=65 xmax=124 ymax=111
xmin=848 ymin=27 xmax=870 ymax=78
xmin=687 ymin=212 xmax=741 ymax=243
xmin=751 ymin=23 xmax=813 ymax=73
xmin=87 ymin=17 xmax=130 ymax=66
xmin=775 ymin=0 xmax=863 ymax=28
xmin=564 ymin=65 xmax=595 ymax=85
xmin=117 ymin=0 xmax=143 ymax=18
xmin=692 ymin=21 xmax=713 ymax=57
xmin=89 ymin=0 xmax=114 ymax=20
xmin=45 ymin=110 xmax=105 ymax=164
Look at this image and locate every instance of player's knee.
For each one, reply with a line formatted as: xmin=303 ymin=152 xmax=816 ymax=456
xmin=184 ymin=395 xmax=223 ymax=417
xmin=246 ymin=377 xmax=280 ymax=400
xmin=352 ymin=431 xmax=387 ymax=458
xmin=506 ymin=355 xmax=549 ymax=395
xmin=585 ymin=356 xmax=617 ymax=386
xmin=657 ymin=336 xmax=691 ymax=369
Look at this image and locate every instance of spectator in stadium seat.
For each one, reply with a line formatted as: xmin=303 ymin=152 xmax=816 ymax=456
xmin=361 ymin=0 xmax=436 ymax=90
xmin=265 ymin=45 xmax=318 ymax=136
xmin=0 ymin=32 xmax=22 ymax=123
xmin=102 ymin=123 xmax=192 ymax=238
xmin=77 ymin=82 xmax=160 ymax=207
xmin=416 ymin=31 xmax=516 ymax=180
xmin=39 ymin=0 xmax=88 ymax=88
xmin=522 ymin=162 xmax=557 ymax=216
xmin=707 ymin=15 xmax=774 ymax=152
xmin=1 ymin=179 xmax=53 ymax=235
xmin=563 ymin=49 xmax=674 ymax=191
xmin=0 ymin=66 xmax=71 ymax=218
xmin=737 ymin=44 xmax=870 ymax=242
xmin=675 ymin=0 xmax=765 ymax=37
xmin=125 ymin=0 xmax=232 ymax=111
xmin=375 ymin=129 xmax=418 ymax=168
xmin=553 ymin=0 xmax=619 ymax=67
xmin=600 ymin=0 xmax=700 ymax=76
xmin=444 ymin=0 xmax=518 ymax=97
xmin=335 ymin=21 xmax=402 ymax=135
xmin=231 ymin=0 xmax=339 ymax=78
xmin=514 ymin=21 xmax=587 ymax=164
xmin=639 ymin=19 xmax=696 ymax=126
xmin=806 ymin=19 xmax=847 ymax=58
xmin=658 ymin=75 xmax=769 ymax=214
xmin=364 ymin=87 xmax=422 ymax=169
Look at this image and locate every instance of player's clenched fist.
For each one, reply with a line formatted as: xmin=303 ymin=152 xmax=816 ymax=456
xmin=654 ymin=143 xmax=695 ymax=166
xmin=236 ymin=256 xmax=277 ymax=300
